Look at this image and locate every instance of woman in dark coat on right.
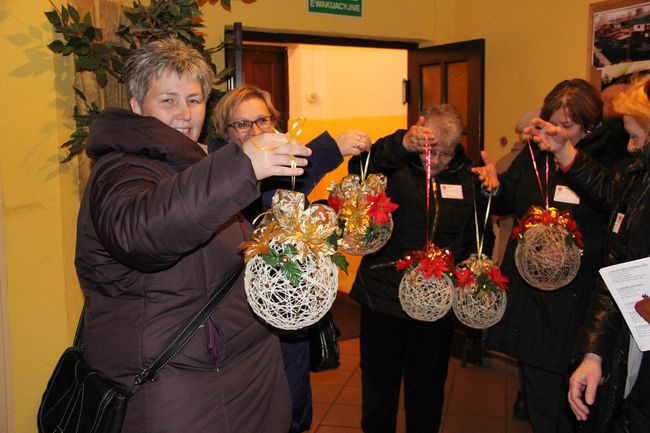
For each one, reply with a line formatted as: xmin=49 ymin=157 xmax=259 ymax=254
xmin=480 ymin=79 xmax=629 ymax=433
xmin=530 ymin=79 xmax=650 ymax=433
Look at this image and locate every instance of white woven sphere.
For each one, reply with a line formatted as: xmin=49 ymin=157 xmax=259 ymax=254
xmin=342 ymin=216 xmax=393 ymax=256
xmin=514 ymin=223 xmax=581 ymax=291
xmin=398 ymin=268 xmax=453 ymax=322
xmin=452 ymin=288 xmax=507 ymax=329
xmin=244 ymin=246 xmax=338 ymax=330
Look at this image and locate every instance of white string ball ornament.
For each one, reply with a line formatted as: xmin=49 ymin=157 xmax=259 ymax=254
xmin=515 ymin=223 xmax=581 ymax=291
xmin=245 ymin=240 xmax=338 ymax=330
xmin=453 ymin=289 xmax=506 ymax=329
xmin=398 ymin=269 xmax=453 ymax=322
xmin=452 ymin=255 xmax=507 ymax=329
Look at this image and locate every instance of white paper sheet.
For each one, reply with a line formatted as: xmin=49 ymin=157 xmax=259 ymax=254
xmin=599 ymin=257 xmax=650 ymax=352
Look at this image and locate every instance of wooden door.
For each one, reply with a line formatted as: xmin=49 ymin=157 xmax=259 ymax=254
xmin=224 ymin=35 xmax=290 ymax=131
xmin=408 ymin=39 xmax=485 ymax=163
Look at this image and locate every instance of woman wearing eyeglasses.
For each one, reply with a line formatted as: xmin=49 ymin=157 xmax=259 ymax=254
xmin=349 ymin=104 xmax=494 ymax=433
xmin=209 ymin=84 xmax=371 ymax=433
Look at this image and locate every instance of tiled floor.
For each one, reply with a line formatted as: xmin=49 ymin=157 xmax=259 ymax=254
xmin=308 ymin=338 xmax=533 ymax=433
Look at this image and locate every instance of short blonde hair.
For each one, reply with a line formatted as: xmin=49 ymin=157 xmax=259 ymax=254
xmin=212 ymin=85 xmax=280 ymax=140
xmin=613 ymin=79 xmax=650 ymax=129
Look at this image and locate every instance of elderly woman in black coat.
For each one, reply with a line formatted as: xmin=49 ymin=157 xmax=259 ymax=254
xmin=350 ymin=104 xmax=493 ymax=433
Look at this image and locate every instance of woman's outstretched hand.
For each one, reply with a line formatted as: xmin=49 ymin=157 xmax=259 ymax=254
xmin=471 ymin=150 xmax=499 ymax=192
xmin=335 ymin=129 xmax=372 ymax=156
xmin=242 ymin=132 xmax=312 ymax=180
xmin=525 ymin=118 xmax=577 ymax=166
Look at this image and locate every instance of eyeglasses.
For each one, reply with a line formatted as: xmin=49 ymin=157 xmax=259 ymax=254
xmin=227 ymin=116 xmax=275 ymax=134
xmin=429 ymin=150 xmax=454 ymax=160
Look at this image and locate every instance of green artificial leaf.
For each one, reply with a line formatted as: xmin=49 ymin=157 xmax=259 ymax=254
xmin=262 ymin=249 xmax=281 ymax=268
xmin=123 ymin=11 xmax=140 ymax=23
xmin=282 ymin=260 xmax=303 ymax=287
xmin=83 ymin=12 xmax=92 ymax=25
xmin=48 ymin=40 xmax=64 ymax=53
xmin=283 ymin=244 xmax=298 ymax=257
xmin=330 ymin=252 xmax=349 ymax=274
xmin=83 ymin=25 xmax=96 ymax=40
xmin=61 ymin=6 xmax=69 ymax=23
xmin=70 ymin=129 xmax=87 ymax=139
xmin=45 ymin=11 xmax=61 ymax=27
xmin=168 ymin=3 xmax=181 ymax=16
xmin=68 ymin=5 xmax=80 ymax=22
xmin=177 ymin=29 xmax=192 ymax=41
xmin=92 ymin=43 xmax=109 ymax=57
xmin=72 ymin=86 xmax=86 ymax=101
xmin=113 ymin=46 xmax=132 ymax=57
xmin=326 ymin=231 xmax=340 ymax=249
xmin=77 ymin=54 xmax=100 ymax=70
xmin=96 ymin=69 xmax=108 ymax=87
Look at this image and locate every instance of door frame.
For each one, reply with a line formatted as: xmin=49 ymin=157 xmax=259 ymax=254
xmin=225 ymin=26 xmax=484 ymax=160
xmin=231 ymin=28 xmax=419 ymax=51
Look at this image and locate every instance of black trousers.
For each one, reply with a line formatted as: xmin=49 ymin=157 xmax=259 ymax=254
xmin=359 ymin=306 xmax=453 ymax=433
xmin=521 ymin=363 xmax=576 ymax=433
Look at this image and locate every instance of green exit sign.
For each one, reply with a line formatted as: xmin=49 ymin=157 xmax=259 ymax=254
xmin=308 ymin=0 xmax=362 ymax=17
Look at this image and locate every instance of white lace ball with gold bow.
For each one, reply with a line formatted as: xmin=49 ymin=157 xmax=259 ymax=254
xmin=243 ymin=190 xmax=340 ymax=330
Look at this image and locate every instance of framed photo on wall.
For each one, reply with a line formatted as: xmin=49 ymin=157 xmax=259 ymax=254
xmin=588 ymin=0 xmax=650 ymax=89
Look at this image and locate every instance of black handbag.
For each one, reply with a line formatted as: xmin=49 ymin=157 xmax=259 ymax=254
xmin=308 ymin=311 xmax=341 ymax=372
xmin=37 ymin=266 xmax=243 ymax=433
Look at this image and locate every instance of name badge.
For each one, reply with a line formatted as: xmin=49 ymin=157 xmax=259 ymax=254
xmin=554 ymin=185 xmax=580 ymax=205
xmin=440 ymin=184 xmax=464 ymax=200
xmin=612 ymin=212 xmax=625 ymax=234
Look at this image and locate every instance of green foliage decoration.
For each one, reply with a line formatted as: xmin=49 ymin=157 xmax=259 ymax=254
xmin=46 ymin=0 xmax=237 ymax=161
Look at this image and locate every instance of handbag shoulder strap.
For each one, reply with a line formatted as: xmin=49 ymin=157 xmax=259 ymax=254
xmin=133 ymin=264 xmax=243 ymax=388
xmin=74 ymin=264 xmax=243 ymax=389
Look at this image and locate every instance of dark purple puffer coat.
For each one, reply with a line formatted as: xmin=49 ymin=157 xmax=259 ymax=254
xmin=75 ymin=108 xmax=291 ymax=433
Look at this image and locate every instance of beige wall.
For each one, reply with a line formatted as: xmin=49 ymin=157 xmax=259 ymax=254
xmin=0 ymin=0 xmax=600 ymax=431
xmin=431 ymin=0 xmax=595 ymax=161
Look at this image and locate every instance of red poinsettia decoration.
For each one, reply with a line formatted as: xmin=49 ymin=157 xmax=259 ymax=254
xmin=417 ymin=255 xmax=451 ymax=280
xmin=487 ymin=266 xmax=509 ymax=292
xmin=452 ymin=255 xmax=509 ymax=297
xmin=395 ymin=244 xmax=454 ymax=281
xmin=395 ymin=254 xmax=414 ymax=271
xmin=454 ymin=267 xmax=476 ymax=289
xmin=511 ymin=206 xmax=583 ymax=249
xmin=327 ymin=195 xmax=344 ymax=214
xmin=367 ymin=192 xmax=399 ymax=225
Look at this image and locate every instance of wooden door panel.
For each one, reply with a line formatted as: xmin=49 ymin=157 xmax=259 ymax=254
xmin=408 ymin=39 xmax=484 ymax=163
xmin=226 ymin=43 xmax=290 ymax=131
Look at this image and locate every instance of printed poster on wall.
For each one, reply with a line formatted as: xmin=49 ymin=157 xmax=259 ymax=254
xmin=591 ymin=1 xmax=650 ymax=88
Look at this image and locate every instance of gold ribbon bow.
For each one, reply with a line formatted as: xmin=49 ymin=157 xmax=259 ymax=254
xmin=272 ymin=190 xmax=339 ymax=261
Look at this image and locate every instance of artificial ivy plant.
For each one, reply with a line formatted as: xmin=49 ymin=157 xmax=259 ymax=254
xmin=46 ymin=0 xmax=240 ymax=161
